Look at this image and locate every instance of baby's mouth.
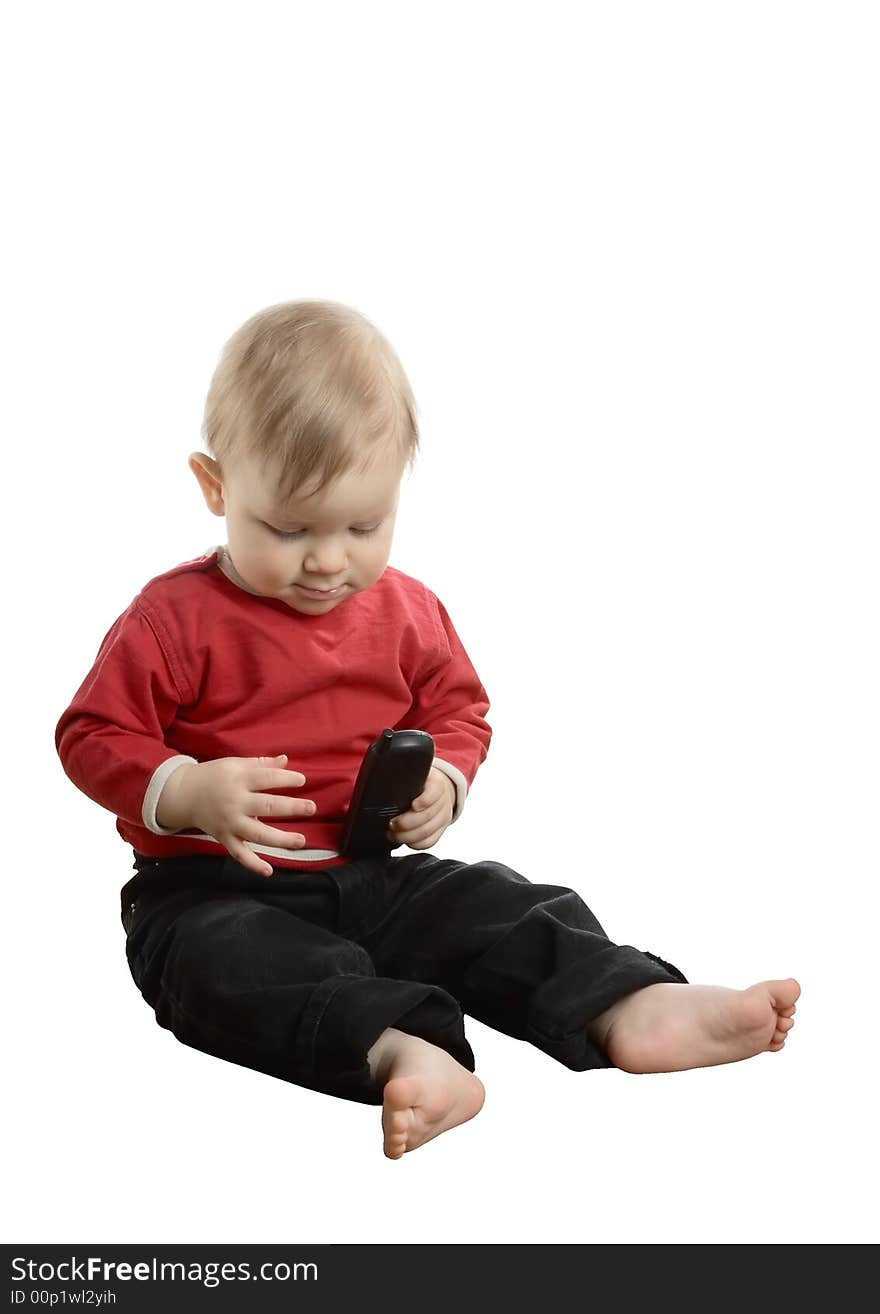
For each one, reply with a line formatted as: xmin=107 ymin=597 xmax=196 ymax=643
xmin=295 ymin=583 xmax=346 ymax=596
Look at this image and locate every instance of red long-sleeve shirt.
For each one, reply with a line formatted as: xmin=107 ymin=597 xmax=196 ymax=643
xmin=55 ymin=545 xmax=492 ymax=871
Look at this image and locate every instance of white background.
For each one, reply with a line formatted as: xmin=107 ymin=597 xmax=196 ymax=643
xmin=3 ymin=0 xmax=877 ymax=1245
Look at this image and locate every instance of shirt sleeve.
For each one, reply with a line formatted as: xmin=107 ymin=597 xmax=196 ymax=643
xmin=54 ymin=600 xmax=198 ymax=834
xmin=398 ymin=593 xmax=492 ymax=823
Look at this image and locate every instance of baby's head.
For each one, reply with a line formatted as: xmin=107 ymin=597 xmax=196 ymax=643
xmin=190 ymin=299 xmax=419 ymax=615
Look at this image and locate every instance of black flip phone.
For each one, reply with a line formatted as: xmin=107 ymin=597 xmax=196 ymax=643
xmin=340 ymin=728 xmax=435 ymax=858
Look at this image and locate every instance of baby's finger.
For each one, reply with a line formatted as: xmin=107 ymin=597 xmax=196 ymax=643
xmin=226 ymin=838 xmax=274 ymax=878
xmin=405 ymin=826 xmax=442 ymax=851
xmin=244 ymin=819 xmax=308 ymax=850
xmin=397 ymin=797 xmax=443 ymax=832
xmin=391 ymin=815 xmax=438 ymax=848
xmin=251 ymin=755 xmax=307 ymax=787
xmin=253 ymin=793 xmax=316 ymax=818
xmin=416 ymin=780 xmax=453 ymax=816
xmin=386 ymin=812 xmax=412 ymax=844
xmin=388 ymin=808 xmax=415 ymax=834
xmin=389 ymin=815 xmax=417 ymax=841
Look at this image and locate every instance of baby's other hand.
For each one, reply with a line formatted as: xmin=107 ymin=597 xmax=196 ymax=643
xmin=387 ymin=767 xmax=455 ymax=851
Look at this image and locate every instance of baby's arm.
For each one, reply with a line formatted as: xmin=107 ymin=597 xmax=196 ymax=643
xmin=55 ymin=602 xmax=312 ymax=876
xmin=55 ymin=602 xmax=200 ymax=834
xmin=390 ymin=592 xmax=492 ymax=848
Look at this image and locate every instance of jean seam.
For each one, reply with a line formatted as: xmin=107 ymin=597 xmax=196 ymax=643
xmin=295 ymin=974 xmax=373 ymax=1086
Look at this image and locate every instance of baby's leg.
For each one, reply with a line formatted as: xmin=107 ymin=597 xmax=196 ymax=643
xmin=587 ymin=977 xmax=800 ymax=1073
xmin=362 ymin=855 xmax=799 ymax=1081
xmin=362 ymin=854 xmax=694 ymax=1074
xmin=367 ymin=1028 xmax=485 ymax=1160
xmin=123 ymin=871 xmax=475 ymax=1109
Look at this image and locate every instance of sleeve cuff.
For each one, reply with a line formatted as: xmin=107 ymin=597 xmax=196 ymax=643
xmin=430 ymin=757 xmax=468 ymax=824
xmin=142 ymin=755 xmax=199 ymax=834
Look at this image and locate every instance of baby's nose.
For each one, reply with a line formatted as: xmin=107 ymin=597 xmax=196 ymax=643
xmin=305 ymin=544 xmax=346 ymax=573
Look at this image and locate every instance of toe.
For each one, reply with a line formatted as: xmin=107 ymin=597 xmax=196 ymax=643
xmin=382 ymin=1120 xmax=409 ymax=1159
xmin=765 ymin=979 xmax=801 ymax=1013
xmin=778 ymin=1016 xmax=795 ymax=1032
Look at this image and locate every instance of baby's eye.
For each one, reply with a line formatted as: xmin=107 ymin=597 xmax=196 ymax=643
xmin=264 ymin=523 xmax=380 ymax=540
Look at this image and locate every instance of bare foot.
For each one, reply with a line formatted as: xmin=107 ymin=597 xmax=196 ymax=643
xmin=588 ymin=977 xmax=801 ymax=1073
xmin=367 ymin=1028 xmax=485 ymax=1159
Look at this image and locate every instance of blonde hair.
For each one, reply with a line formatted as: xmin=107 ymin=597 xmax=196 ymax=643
xmin=202 ymin=299 xmax=419 ymax=503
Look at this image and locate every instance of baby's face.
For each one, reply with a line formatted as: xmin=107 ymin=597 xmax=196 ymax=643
xmin=191 ymin=447 xmax=406 ymax=615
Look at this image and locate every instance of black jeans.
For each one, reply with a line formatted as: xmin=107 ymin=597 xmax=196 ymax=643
xmin=121 ymin=850 xmax=688 ymax=1105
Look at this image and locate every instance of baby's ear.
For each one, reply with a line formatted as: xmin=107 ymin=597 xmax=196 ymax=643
xmin=189 ymin=453 xmax=225 ymax=516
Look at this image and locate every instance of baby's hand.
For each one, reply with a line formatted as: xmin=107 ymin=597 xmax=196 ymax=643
xmin=158 ymin=753 xmax=315 ymax=878
xmin=386 ymin=767 xmax=456 ymax=851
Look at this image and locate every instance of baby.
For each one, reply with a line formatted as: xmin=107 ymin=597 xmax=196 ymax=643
xmin=55 ymin=299 xmax=800 ymax=1159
